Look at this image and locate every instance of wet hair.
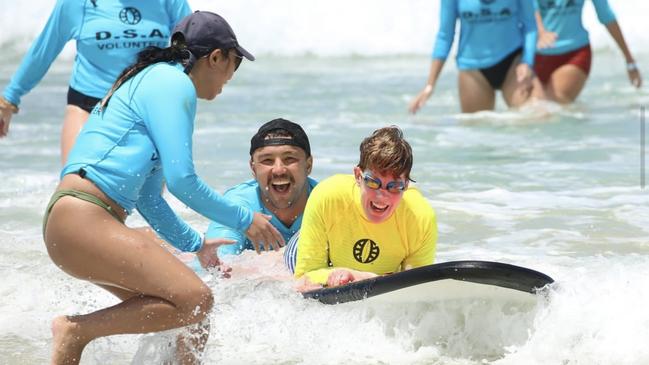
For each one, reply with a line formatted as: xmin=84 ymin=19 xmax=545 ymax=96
xmin=100 ymin=34 xmax=230 ymax=110
xmin=357 ymin=126 xmax=414 ymax=181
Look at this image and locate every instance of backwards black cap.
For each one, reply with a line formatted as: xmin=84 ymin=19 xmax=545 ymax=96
xmin=172 ymin=11 xmax=254 ymax=72
xmin=250 ymin=118 xmax=311 ymax=157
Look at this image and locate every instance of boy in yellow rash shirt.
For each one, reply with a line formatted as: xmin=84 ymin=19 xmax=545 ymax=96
xmin=293 ymin=126 xmax=437 ymax=289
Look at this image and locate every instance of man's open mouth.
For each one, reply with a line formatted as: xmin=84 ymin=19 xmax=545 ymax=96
xmin=270 ymin=180 xmax=291 ymax=193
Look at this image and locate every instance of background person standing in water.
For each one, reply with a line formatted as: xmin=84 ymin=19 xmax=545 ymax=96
xmin=42 ymin=11 xmax=283 ymax=364
xmin=409 ymin=0 xmax=537 ymax=114
xmin=532 ymin=0 xmax=642 ymax=103
xmin=0 ymin=0 xmax=191 ymax=164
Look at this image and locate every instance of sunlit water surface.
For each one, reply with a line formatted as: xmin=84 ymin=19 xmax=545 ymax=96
xmin=1 ymin=3 xmax=648 ymax=362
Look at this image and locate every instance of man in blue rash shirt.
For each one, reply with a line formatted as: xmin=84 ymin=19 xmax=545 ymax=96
xmin=409 ymin=0 xmax=537 ymax=114
xmin=204 ymin=118 xmax=317 ymax=265
xmin=0 ymin=0 xmax=191 ymax=163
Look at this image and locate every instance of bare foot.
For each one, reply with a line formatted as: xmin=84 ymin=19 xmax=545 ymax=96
xmin=51 ymin=316 xmax=88 ymax=365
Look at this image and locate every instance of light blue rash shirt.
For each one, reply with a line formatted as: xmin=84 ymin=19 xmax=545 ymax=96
xmin=433 ymin=0 xmax=537 ymax=69
xmin=205 ymin=178 xmax=318 ymax=256
xmin=2 ymin=0 xmax=191 ymax=106
xmin=62 ymin=62 xmax=253 ymax=253
xmin=534 ymin=0 xmax=616 ymax=55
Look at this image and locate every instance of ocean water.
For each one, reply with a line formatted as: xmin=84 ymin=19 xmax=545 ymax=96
xmin=1 ymin=1 xmax=649 ymax=364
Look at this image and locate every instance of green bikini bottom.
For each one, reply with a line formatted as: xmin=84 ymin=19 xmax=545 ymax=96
xmin=43 ymin=189 xmax=123 ymax=237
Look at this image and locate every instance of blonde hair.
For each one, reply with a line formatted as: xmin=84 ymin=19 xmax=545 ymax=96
xmin=357 ymin=126 xmax=414 ymax=181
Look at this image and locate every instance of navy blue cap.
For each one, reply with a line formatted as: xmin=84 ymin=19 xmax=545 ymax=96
xmin=172 ymin=11 xmax=254 ymax=61
xmin=250 ymin=119 xmax=311 ymax=157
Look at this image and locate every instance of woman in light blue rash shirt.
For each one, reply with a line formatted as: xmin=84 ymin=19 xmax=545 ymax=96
xmin=532 ymin=0 xmax=642 ymax=103
xmin=0 ymin=0 xmax=191 ymax=164
xmin=41 ymin=11 xmax=284 ymax=364
xmin=409 ymin=0 xmax=537 ymax=114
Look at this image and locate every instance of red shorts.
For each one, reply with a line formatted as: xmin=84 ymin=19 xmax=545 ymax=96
xmin=534 ymin=45 xmax=592 ymax=84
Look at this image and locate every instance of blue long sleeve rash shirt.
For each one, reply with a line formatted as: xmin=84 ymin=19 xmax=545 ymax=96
xmin=62 ymin=62 xmax=253 ymax=252
xmin=534 ymin=0 xmax=616 ymax=55
xmin=433 ymin=0 xmax=537 ymax=69
xmin=3 ymin=0 xmax=191 ymax=106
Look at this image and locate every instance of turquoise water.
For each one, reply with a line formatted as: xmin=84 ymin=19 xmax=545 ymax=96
xmin=1 ymin=50 xmax=648 ymax=365
xmin=2 ymin=0 xmax=649 ymax=362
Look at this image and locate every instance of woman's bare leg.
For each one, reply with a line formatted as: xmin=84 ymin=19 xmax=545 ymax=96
xmin=60 ymin=106 xmax=90 ymax=166
xmin=531 ymin=76 xmax=548 ymax=100
xmin=129 ymin=228 xmax=210 ymax=364
xmin=96 ymin=282 xmax=209 ymax=365
xmin=457 ymin=71 xmax=496 ymax=113
xmin=175 ymin=320 xmax=211 ymax=365
xmin=501 ymin=56 xmax=533 ymax=107
xmin=545 ymin=64 xmax=589 ymax=104
xmin=45 ymin=197 xmax=213 ymax=364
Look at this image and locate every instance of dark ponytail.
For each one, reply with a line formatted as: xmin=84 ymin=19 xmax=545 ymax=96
xmin=100 ymin=35 xmax=190 ymax=110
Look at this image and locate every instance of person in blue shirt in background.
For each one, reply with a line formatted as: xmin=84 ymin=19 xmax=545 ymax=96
xmin=205 ymin=118 xmax=317 ymax=271
xmin=531 ymin=0 xmax=642 ymax=103
xmin=409 ymin=0 xmax=537 ymax=114
xmin=42 ymin=11 xmax=283 ymax=364
xmin=0 ymin=0 xmax=191 ymax=164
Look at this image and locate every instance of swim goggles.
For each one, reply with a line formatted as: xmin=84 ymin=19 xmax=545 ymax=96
xmin=362 ymin=172 xmax=406 ymax=194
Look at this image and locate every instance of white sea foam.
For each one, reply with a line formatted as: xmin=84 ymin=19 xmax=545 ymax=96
xmin=0 ymin=11 xmax=648 ymax=364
